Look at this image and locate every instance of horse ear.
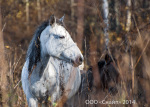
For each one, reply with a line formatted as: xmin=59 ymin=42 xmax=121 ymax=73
xmin=49 ymin=14 xmax=56 ymax=25
xmin=59 ymin=14 xmax=65 ymax=22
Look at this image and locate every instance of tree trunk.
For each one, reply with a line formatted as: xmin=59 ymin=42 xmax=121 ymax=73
xmin=76 ymin=0 xmax=84 ymax=51
xmin=37 ymin=0 xmax=41 ymax=22
xmin=125 ymin=0 xmax=136 ymax=99
xmin=125 ymin=0 xmax=131 ymax=32
xmin=102 ymin=0 xmax=109 ymax=50
xmin=26 ymin=0 xmax=29 ymax=33
xmin=115 ymin=0 xmax=120 ymax=33
xmin=0 ymin=6 xmax=8 ymax=106
xmin=71 ymin=0 xmax=75 ymax=21
xmin=89 ymin=26 xmax=100 ymax=88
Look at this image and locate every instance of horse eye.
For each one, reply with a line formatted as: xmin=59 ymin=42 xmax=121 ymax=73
xmin=59 ymin=36 xmax=65 ymax=39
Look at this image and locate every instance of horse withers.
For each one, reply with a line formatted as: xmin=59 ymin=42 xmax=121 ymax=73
xmin=21 ymin=15 xmax=83 ymax=107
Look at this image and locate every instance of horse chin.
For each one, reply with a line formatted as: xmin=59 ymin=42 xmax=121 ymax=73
xmin=72 ymin=60 xmax=82 ymax=67
xmin=73 ymin=63 xmax=80 ymax=67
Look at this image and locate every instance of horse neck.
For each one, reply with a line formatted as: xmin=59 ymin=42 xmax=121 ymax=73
xmin=48 ymin=57 xmax=62 ymax=71
xmin=40 ymin=55 xmax=74 ymax=82
xmin=40 ymin=56 xmax=62 ymax=75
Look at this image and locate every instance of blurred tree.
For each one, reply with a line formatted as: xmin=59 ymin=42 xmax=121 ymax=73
xmin=109 ymin=0 xmax=116 ymax=31
xmin=115 ymin=0 xmax=120 ymax=33
xmin=102 ymin=0 xmax=109 ymax=50
xmin=37 ymin=0 xmax=41 ymax=22
xmin=125 ymin=0 xmax=131 ymax=32
xmin=142 ymin=0 xmax=149 ymax=20
xmin=76 ymin=0 xmax=84 ymax=51
xmin=0 ymin=6 xmax=8 ymax=106
xmin=125 ymin=0 xmax=136 ymax=100
xmin=26 ymin=0 xmax=29 ymax=33
xmin=71 ymin=0 xmax=75 ymax=21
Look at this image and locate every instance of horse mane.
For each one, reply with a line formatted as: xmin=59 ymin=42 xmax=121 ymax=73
xmin=26 ymin=18 xmax=65 ymax=72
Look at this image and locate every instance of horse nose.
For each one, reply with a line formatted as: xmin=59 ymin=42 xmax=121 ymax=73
xmin=75 ymin=55 xmax=84 ymax=66
xmin=79 ymin=56 xmax=84 ymax=63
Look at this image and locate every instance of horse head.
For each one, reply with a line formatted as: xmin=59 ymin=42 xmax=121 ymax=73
xmin=40 ymin=15 xmax=84 ymax=67
xmin=27 ymin=15 xmax=84 ymax=72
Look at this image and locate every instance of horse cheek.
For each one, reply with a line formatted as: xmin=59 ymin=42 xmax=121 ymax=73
xmin=46 ymin=38 xmax=57 ymax=56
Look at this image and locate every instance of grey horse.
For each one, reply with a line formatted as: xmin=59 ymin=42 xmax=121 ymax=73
xmin=21 ymin=15 xmax=83 ymax=107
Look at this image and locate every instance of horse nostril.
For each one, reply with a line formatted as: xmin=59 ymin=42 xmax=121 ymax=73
xmin=74 ymin=56 xmax=84 ymax=66
xmin=76 ymin=56 xmax=83 ymax=65
xmin=79 ymin=57 xmax=83 ymax=62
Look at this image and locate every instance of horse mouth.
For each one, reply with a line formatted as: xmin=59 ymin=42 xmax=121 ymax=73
xmin=73 ymin=56 xmax=83 ymax=67
xmin=59 ymin=54 xmax=83 ymax=67
xmin=63 ymin=58 xmax=82 ymax=67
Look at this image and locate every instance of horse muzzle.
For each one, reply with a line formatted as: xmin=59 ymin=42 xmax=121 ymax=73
xmin=73 ymin=55 xmax=84 ymax=67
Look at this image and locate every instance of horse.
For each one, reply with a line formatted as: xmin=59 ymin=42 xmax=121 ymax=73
xmin=21 ymin=15 xmax=84 ymax=107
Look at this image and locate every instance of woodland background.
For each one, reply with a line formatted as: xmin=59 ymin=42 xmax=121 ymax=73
xmin=0 ymin=0 xmax=150 ymax=106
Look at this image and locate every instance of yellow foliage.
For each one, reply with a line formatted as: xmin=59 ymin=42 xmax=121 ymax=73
xmin=16 ymin=11 xmax=22 ymax=18
xmin=116 ymin=37 xmax=122 ymax=42
xmin=120 ymin=23 xmax=125 ymax=31
xmin=5 ymin=46 xmax=10 ymax=49
xmin=48 ymin=96 xmax=51 ymax=101
xmin=146 ymin=16 xmax=149 ymax=21
xmin=26 ymin=2 xmax=29 ymax=6
xmin=53 ymin=102 xmax=57 ymax=107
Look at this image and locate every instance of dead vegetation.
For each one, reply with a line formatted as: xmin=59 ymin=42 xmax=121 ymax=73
xmin=0 ymin=0 xmax=150 ymax=106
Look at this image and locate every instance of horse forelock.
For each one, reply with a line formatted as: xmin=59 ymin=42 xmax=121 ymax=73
xmin=26 ymin=18 xmax=65 ymax=72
